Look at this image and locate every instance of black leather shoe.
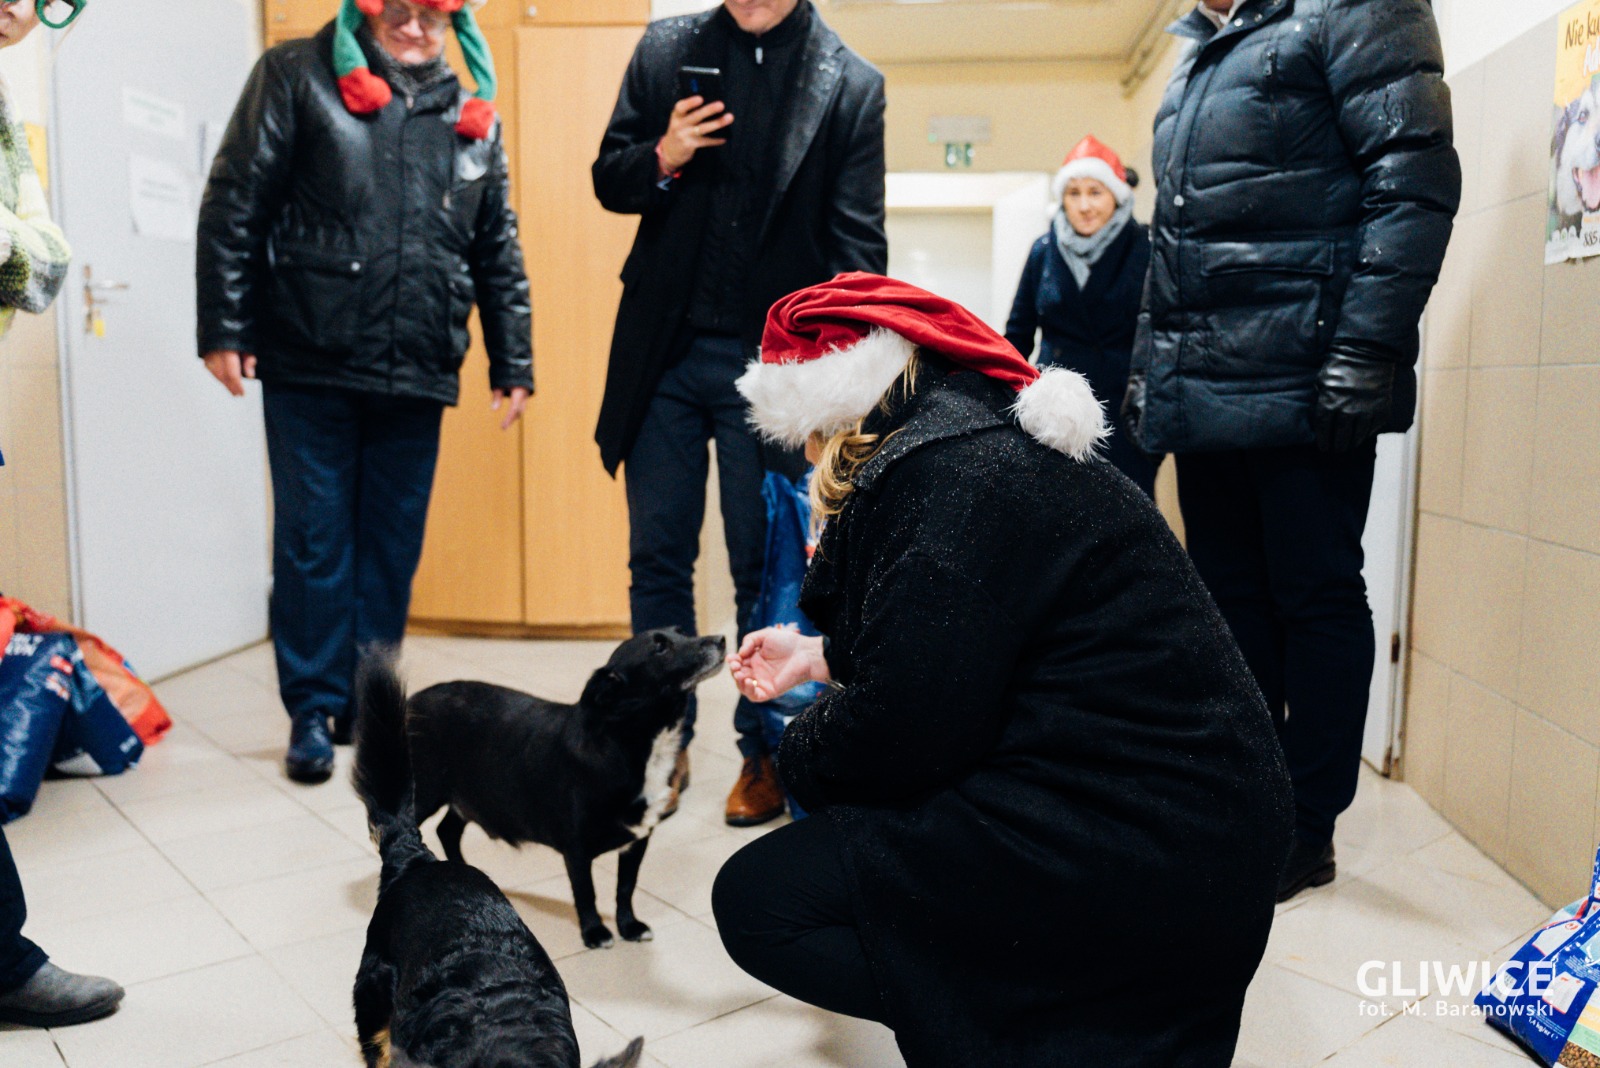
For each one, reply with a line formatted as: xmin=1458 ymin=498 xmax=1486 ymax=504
xmin=1276 ymin=836 xmax=1336 ymax=903
xmin=285 ymin=711 xmax=335 ymax=784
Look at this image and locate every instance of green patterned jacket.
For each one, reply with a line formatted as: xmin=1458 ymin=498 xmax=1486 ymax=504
xmin=0 ymin=83 xmax=69 ymax=337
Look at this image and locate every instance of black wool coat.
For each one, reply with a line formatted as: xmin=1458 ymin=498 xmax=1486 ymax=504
xmin=590 ymin=4 xmax=888 ymax=474
xmin=197 ymin=24 xmax=533 ymax=405
xmin=1126 ymin=0 xmax=1460 ymax=454
xmin=779 ymin=371 xmax=1294 ymax=1067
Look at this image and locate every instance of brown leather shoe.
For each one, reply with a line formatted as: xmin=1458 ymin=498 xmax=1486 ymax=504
xmin=662 ymin=749 xmax=690 ymax=820
xmin=725 ymin=755 xmax=785 ymax=827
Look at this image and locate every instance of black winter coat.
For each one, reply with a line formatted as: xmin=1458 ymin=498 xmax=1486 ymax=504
xmin=197 ymin=24 xmax=533 ymax=405
xmin=779 ymin=370 xmax=1294 ymax=1067
xmin=591 ymin=5 xmax=887 ymax=474
xmin=1005 ymin=220 xmax=1157 ymax=491
xmin=1126 ymin=0 xmax=1460 ymax=453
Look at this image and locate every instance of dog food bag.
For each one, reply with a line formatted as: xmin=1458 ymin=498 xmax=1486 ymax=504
xmin=1477 ymin=843 xmax=1600 ymax=1065
xmin=0 ymin=596 xmax=171 ymax=744
xmin=0 ymin=633 xmax=71 ymax=821
xmin=50 ymin=637 xmax=144 ymax=778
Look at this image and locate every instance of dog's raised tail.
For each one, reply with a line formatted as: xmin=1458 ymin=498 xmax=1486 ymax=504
xmin=353 ymin=649 xmax=433 ymax=886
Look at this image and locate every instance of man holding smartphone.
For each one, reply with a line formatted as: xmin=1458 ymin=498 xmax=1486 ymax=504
xmin=593 ymin=0 xmax=886 ymax=827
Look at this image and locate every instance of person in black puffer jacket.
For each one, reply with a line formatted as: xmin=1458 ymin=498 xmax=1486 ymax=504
xmin=1124 ymin=0 xmax=1460 ymax=900
xmin=196 ymin=1 xmax=533 ymax=785
xmin=1006 ymin=135 xmax=1155 ymax=495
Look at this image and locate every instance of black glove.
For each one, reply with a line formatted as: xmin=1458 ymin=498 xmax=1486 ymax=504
xmin=1120 ymin=374 xmax=1146 ymax=437
xmin=1314 ymin=349 xmax=1394 ymax=453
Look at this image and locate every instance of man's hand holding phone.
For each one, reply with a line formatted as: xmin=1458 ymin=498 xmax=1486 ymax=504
xmin=658 ymin=95 xmax=733 ymax=175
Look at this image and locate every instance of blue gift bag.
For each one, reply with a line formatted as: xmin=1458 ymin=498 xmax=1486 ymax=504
xmin=750 ymin=471 xmax=824 ymax=819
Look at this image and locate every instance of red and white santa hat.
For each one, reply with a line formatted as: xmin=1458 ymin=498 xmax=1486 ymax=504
xmin=735 ymin=272 xmax=1107 ymax=461
xmin=1051 ymin=135 xmax=1133 ymax=205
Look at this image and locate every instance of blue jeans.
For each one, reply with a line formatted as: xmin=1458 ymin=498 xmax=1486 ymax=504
xmin=263 ymin=384 xmax=443 ymax=726
xmin=0 ymin=825 xmax=46 ymax=994
xmin=624 ymin=335 xmax=771 ymax=757
xmin=1176 ymin=442 xmax=1377 ymax=844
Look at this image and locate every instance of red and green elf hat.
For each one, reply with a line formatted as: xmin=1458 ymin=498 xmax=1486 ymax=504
xmin=333 ymin=0 xmax=499 ymax=140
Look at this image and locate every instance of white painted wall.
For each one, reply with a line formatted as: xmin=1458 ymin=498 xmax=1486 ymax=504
xmin=1434 ymin=0 xmax=1572 ymax=73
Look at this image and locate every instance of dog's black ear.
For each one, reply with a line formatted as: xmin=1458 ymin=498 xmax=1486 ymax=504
xmin=587 ymin=1037 xmax=644 ymax=1068
xmin=581 ymin=668 xmax=626 ymax=709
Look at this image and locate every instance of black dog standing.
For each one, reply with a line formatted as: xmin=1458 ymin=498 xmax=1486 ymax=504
xmin=398 ymin=629 xmax=726 ymax=949
xmin=350 ymin=657 xmax=645 ymax=1068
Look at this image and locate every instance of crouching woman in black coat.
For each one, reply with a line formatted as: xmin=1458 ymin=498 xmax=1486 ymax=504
xmin=714 ymin=273 xmax=1293 ymax=1068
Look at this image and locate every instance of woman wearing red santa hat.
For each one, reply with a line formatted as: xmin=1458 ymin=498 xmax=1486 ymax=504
xmin=1006 ymin=134 xmax=1158 ymax=496
xmin=713 ymin=273 xmax=1293 ymax=1067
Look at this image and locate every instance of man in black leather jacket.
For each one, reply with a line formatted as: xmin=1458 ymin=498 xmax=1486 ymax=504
xmin=196 ymin=0 xmax=533 ymax=784
xmin=1124 ymin=0 xmax=1460 ymax=899
xmin=592 ymin=0 xmax=886 ymax=826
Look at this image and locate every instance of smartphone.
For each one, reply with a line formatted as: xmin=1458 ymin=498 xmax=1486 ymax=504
xmin=677 ymin=66 xmax=725 ymax=108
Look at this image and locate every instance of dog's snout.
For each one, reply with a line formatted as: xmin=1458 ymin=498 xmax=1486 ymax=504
xmin=709 ymin=635 xmax=727 ymax=654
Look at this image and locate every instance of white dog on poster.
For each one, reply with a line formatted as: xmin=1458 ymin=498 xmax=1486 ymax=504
xmin=1552 ymin=74 xmax=1600 ymax=231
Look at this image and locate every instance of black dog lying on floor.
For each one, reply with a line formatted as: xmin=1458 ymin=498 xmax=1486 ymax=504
xmin=393 ymin=628 xmax=726 ymax=949
xmin=352 ymin=656 xmax=644 ymax=1068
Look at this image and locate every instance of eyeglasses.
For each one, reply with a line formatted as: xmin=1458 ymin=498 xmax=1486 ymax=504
xmin=379 ymin=0 xmax=449 ymax=36
xmin=37 ymin=0 xmax=83 ymax=29
xmin=0 ymin=0 xmax=85 ymax=29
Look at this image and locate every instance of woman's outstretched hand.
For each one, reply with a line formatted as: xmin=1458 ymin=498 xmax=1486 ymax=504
xmin=727 ymin=627 xmax=830 ymax=703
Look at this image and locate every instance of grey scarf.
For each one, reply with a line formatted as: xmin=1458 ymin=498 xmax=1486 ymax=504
xmin=1053 ymin=197 xmax=1133 ymax=289
xmin=358 ymin=23 xmax=453 ymax=103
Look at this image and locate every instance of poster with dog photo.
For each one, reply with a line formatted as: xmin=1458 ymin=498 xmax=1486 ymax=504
xmin=1548 ymin=0 xmax=1600 ymax=263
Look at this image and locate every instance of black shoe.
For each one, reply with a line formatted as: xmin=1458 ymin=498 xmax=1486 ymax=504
xmin=330 ymin=715 xmax=353 ymax=746
xmin=0 ymin=963 xmax=124 ymax=1028
xmin=285 ymin=711 xmax=335 ymax=784
xmin=1276 ymin=836 xmax=1336 ymax=903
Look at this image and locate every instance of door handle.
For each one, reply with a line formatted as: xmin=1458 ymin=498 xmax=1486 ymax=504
xmin=83 ymin=265 xmax=129 ymax=336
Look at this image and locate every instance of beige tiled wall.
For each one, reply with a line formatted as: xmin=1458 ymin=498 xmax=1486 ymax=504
xmin=1403 ymin=19 xmax=1600 ymax=908
xmin=0 ymin=306 xmax=71 ymax=617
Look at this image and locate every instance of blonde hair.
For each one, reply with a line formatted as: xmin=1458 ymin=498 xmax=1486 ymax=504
xmin=808 ymin=352 xmax=922 ymax=526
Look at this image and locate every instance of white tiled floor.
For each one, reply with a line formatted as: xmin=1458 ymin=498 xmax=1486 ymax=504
xmin=0 ymin=637 xmax=1559 ymax=1066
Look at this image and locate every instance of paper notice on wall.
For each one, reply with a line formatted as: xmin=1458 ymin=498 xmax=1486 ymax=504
xmin=127 ymin=154 xmax=195 ymax=243
xmin=122 ymin=87 xmax=187 ymax=142
xmin=1547 ymin=0 xmax=1600 ymax=263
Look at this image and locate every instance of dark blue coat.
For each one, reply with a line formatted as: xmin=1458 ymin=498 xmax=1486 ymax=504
xmin=1126 ymin=0 xmax=1460 ymax=454
xmin=1005 ymin=220 xmax=1156 ymax=493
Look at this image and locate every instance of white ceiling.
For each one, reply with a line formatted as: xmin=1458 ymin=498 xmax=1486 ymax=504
xmin=816 ymin=0 xmax=1177 ymax=65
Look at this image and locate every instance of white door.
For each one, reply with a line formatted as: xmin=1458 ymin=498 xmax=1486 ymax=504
xmin=53 ymin=2 xmax=268 ymax=680
xmin=1360 ymin=428 xmax=1417 ymax=774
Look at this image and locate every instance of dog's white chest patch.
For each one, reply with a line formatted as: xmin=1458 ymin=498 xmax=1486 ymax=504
xmin=628 ymin=725 xmax=682 ymax=839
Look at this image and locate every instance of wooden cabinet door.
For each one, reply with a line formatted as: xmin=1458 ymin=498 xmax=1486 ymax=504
xmin=516 ymin=25 xmax=642 ymax=629
xmin=263 ymin=0 xmax=333 ymax=42
xmin=411 ymin=25 xmax=528 ymax=626
xmin=523 ymin=0 xmax=650 ymax=26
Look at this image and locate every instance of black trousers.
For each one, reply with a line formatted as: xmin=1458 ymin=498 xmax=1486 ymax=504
xmin=624 ymin=334 xmax=771 ymax=757
xmin=0 ymin=824 xmax=46 ymax=994
xmin=713 ymin=814 xmax=886 ymax=1024
xmin=263 ymin=384 xmax=443 ymax=725
xmin=1177 ymin=442 xmax=1377 ymax=844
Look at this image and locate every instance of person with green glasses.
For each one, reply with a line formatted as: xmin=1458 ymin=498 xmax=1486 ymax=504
xmin=0 ymin=0 xmax=125 ymax=1032
xmin=0 ymin=0 xmax=86 ymax=34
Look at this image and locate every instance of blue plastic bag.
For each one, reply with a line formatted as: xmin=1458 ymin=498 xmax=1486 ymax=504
xmin=0 ymin=632 xmax=143 ymax=823
xmin=1476 ymin=843 xmax=1600 ymax=1064
xmin=0 ymin=634 xmax=68 ymax=822
xmin=750 ymin=470 xmax=824 ymax=819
